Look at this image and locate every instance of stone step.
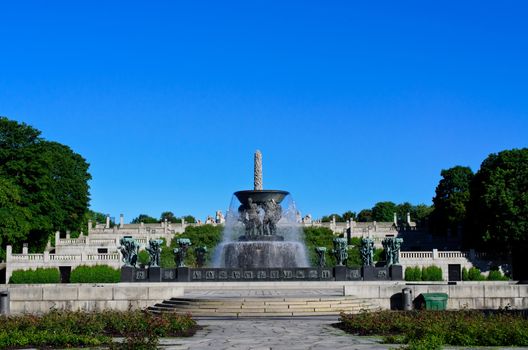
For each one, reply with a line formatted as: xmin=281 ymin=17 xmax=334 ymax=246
xmin=148 ymin=295 xmax=378 ymax=317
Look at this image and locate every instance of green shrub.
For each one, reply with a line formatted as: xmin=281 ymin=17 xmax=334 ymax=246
xmin=467 ymin=267 xmax=485 ymax=281
xmin=0 ymin=310 xmax=198 ymax=349
xmin=339 ymin=310 xmax=528 ymax=347
xmin=421 ymin=266 xmax=443 ymax=281
xmin=138 ymin=250 xmax=150 ymax=266
xmin=405 ymin=266 xmax=422 ymax=281
xmin=487 ymin=269 xmax=508 ymax=281
xmin=70 ymin=265 xmax=120 ymax=283
xmin=462 ymin=267 xmax=469 ymax=281
xmin=9 ymin=268 xmax=60 ymax=284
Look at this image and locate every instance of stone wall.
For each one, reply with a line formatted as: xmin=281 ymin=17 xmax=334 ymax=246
xmin=2 ymin=281 xmax=526 ymax=315
xmin=4 ymin=283 xmax=184 ymax=314
xmin=343 ymin=281 xmax=528 ymax=310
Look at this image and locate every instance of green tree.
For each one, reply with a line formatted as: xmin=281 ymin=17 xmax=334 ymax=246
xmin=342 ymin=210 xmax=356 ymax=221
xmin=467 ymin=149 xmax=528 ymax=250
xmin=168 ymin=224 xmax=223 ymax=267
xmin=430 ymin=166 xmax=474 ymax=236
xmin=131 ymin=214 xmax=158 ymax=224
xmin=0 ymin=176 xmax=31 ymax=260
xmin=321 ymin=214 xmax=344 ymax=222
xmin=0 ymin=117 xmax=91 ymax=253
xmin=160 ymin=211 xmax=176 ymax=223
xmin=412 ymin=204 xmax=434 ymax=227
xmin=356 ymin=209 xmax=373 ymax=222
xmin=371 ymin=201 xmax=397 ymax=222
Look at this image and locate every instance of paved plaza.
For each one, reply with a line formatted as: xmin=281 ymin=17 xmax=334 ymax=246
xmin=159 ymin=317 xmax=393 ymax=350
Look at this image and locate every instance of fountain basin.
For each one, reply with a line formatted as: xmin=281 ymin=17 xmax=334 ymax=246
xmin=234 ymin=190 xmax=289 ymax=207
xmin=220 ymin=241 xmax=306 ymax=268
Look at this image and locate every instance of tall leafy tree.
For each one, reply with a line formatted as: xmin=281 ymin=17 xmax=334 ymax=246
xmin=356 ymin=209 xmax=373 ymax=222
xmin=371 ymin=201 xmax=397 ymax=222
xmin=467 ymin=149 xmax=528 ymax=251
xmin=430 ymin=166 xmax=474 ymax=235
xmin=160 ymin=211 xmax=176 ymax=223
xmin=0 ymin=177 xmax=31 ymax=260
xmin=131 ymin=214 xmax=159 ymax=224
xmin=342 ymin=210 xmax=356 ymax=221
xmin=0 ymin=117 xmax=91 ymax=253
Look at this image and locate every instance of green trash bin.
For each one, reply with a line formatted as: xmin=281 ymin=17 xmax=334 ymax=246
xmin=419 ymin=293 xmax=448 ymax=310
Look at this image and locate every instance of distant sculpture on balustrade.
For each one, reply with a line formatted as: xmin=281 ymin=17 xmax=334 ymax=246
xmin=118 ymin=236 xmax=139 ymax=267
xmin=360 ymin=237 xmax=375 ymax=266
xmin=146 ymin=239 xmax=163 ymax=267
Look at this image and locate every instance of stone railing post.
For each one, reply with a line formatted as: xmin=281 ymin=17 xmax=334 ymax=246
xmin=55 ymin=231 xmax=60 ymax=246
xmin=105 ymin=214 xmax=111 ymax=229
xmin=88 ymin=220 xmax=92 ymax=234
xmin=432 ymin=248 xmax=438 ymax=260
xmin=22 ymin=244 xmax=28 ymax=255
xmin=5 ymin=245 xmax=12 ymax=262
xmin=119 ymin=214 xmax=124 ymax=228
xmin=43 ymin=251 xmax=50 ymax=262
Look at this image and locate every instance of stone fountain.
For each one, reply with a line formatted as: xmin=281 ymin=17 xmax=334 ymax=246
xmin=214 ymin=150 xmax=308 ymax=268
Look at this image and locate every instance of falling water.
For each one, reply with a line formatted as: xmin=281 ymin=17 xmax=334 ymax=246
xmin=212 ymin=193 xmax=309 ymax=268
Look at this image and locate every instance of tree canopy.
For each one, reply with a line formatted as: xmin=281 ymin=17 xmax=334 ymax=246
xmin=430 ymin=166 xmax=474 ymax=235
xmin=0 ymin=117 xmax=91 ymax=258
xmin=467 ymin=149 xmax=528 ymax=250
xmin=371 ymin=201 xmax=397 ymax=222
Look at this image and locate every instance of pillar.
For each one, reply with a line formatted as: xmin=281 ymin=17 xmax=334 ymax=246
xmin=87 ymin=220 xmax=92 ymax=234
xmin=6 ymin=245 xmax=12 ymax=261
xmin=105 ymin=214 xmax=110 ymax=229
xmin=119 ymin=214 xmax=124 ymax=228
xmin=406 ymin=212 xmax=411 ymax=225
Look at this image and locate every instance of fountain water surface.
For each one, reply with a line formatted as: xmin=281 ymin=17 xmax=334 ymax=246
xmin=212 ymin=151 xmax=309 ymax=268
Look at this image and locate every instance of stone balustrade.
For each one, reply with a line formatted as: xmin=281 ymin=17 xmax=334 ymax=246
xmin=398 ymin=249 xmax=508 ymax=280
xmin=4 ymin=245 xmax=121 ymax=282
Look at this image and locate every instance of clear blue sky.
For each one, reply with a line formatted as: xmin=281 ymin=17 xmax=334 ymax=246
xmin=1 ymin=1 xmax=527 ymax=222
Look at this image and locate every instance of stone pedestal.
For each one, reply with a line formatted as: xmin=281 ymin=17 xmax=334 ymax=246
xmin=149 ymin=267 xmax=161 ymax=282
xmin=390 ymin=265 xmax=403 ymax=280
xmin=177 ymin=267 xmax=190 ymax=282
xmin=362 ymin=266 xmax=389 ymax=281
xmin=121 ymin=266 xmax=134 ymax=282
xmin=334 ymin=266 xmax=347 ymax=281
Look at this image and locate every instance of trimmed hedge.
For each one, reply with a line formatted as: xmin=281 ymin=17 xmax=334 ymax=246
xmin=9 ymin=268 xmax=60 ymax=284
xmin=70 ymin=265 xmax=120 ymax=283
xmin=462 ymin=267 xmax=508 ymax=281
xmin=405 ymin=265 xmax=443 ymax=281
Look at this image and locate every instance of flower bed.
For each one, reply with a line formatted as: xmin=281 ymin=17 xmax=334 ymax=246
xmin=0 ymin=310 xmax=198 ymax=349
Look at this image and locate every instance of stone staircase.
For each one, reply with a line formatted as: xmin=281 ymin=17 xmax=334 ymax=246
xmin=148 ymin=296 xmax=380 ymax=317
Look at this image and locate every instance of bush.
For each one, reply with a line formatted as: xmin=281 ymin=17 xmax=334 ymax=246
xmin=9 ymin=268 xmax=60 ymax=284
xmin=462 ymin=267 xmax=469 ymax=281
xmin=405 ymin=266 xmax=421 ymax=281
xmin=487 ymin=269 xmax=509 ymax=281
xmin=339 ymin=310 xmax=528 ymax=347
xmin=421 ymin=266 xmax=443 ymax=281
xmin=70 ymin=265 xmax=120 ymax=283
xmin=0 ymin=310 xmax=198 ymax=349
xmin=467 ymin=267 xmax=486 ymax=281
xmin=138 ymin=250 xmax=150 ymax=267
